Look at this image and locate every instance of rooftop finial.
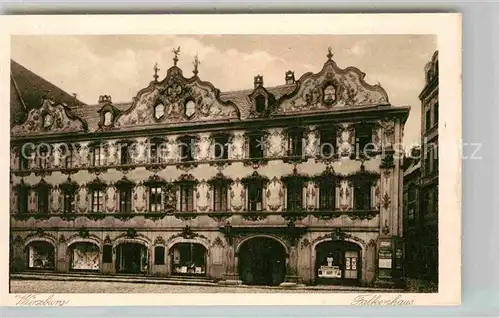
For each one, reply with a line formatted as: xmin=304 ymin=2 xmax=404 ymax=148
xmin=153 ymin=62 xmax=160 ymax=82
xmin=193 ymin=54 xmax=200 ymax=76
xmin=327 ymin=46 xmax=333 ymax=60
xmin=172 ymin=46 xmax=181 ymax=66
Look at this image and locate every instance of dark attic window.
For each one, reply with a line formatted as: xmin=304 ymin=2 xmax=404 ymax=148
xmin=255 ymin=95 xmax=266 ymax=113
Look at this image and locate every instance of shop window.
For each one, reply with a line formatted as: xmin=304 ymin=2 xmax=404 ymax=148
xmin=286 ymin=179 xmax=303 ymax=211
xmin=91 ymin=189 xmax=104 ymax=212
xmin=214 ymin=134 xmax=229 ymax=160
xmin=213 ymin=184 xmax=228 ymax=212
xmin=27 ymin=241 xmax=55 ymax=270
xmin=102 ymin=245 xmax=113 ymax=263
xmin=170 ymin=243 xmax=206 ymax=275
xmin=179 ymin=136 xmax=195 ymax=162
xmin=287 ymin=129 xmax=303 ymax=157
xmin=354 ymin=180 xmax=371 ymax=210
xmin=154 ymin=246 xmax=165 ymax=265
xmin=180 ymin=184 xmax=194 ymax=212
xmin=248 ymin=132 xmax=264 ymax=159
xmin=149 ymin=186 xmax=163 ymax=212
xmin=319 ymin=126 xmax=337 ymax=158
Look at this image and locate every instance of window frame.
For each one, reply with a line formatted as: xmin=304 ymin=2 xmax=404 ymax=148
xmin=247 ymin=181 xmax=263 ymax=212
xmin=318 ymin=126 xmax=337 ymax=158
xmin=154 ymin=246 xmax=165 ymax=265
xmin=179 ymin=183 xmax=194 ymax=212
xmin=286 ymin=179 xmax=304 ymax=212
xmin=91 ymin=189 xmax=104 ymax=213
xmin=213 ymin=184 xmax=228 ymax=212
xmin=248 ymin=132 xmax=264 ymax=159
xmin=149 ymin=185 xmax=163 ymax=213
xmin=353 ymin=180 xmax=372 ymax=211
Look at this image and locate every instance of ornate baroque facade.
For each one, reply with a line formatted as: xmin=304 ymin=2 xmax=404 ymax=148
xmin=10 ymin=49 xmax=409 ymax=287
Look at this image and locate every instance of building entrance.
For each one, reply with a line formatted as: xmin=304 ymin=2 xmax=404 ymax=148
xmin=315 ymin=240 xmax=361 ymax=285
xmin=238 ymin=237 xmax=287 ymax=286
xmin=115 ymin=243 xmax=147 ymax=274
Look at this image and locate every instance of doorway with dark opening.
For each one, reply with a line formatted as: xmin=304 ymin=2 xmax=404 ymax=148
xmin=115 ymin=243 xmax=148 ymax=274
xmin=238 ymin=237 xmax=287 ymax=286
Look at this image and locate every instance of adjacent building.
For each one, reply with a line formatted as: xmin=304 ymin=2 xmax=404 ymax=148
xmin=403 ymin=50 xmax=438 ymax=283
xmin=10 ymin=48 xmax=410 ymax=287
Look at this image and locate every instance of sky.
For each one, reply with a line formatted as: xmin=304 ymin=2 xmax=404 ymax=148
xmin=11 ymin=35 xmax=436 ymax=147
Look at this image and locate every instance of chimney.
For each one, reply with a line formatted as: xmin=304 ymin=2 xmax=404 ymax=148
xmin=254 ymin=75 xmax=263 ymax=88
xmin=285 ymin=70 xmax=295 ymax=85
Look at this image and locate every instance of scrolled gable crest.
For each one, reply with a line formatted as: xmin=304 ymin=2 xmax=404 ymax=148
xmin=115 ymin=66 xmax=240 ymax=129
xmin=274 ymin=59 xmax=389 ymax=115
xmin=11 ymin=99 xmax=88 ymax=137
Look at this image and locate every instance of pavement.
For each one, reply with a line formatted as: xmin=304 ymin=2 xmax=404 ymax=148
xmin=10 ymin=272 xmax=404 ymax=293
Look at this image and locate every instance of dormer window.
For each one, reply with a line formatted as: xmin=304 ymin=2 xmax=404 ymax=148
xmin=103 ymin=111 xmax=113 ymax=126
xmin=255 ymin=95 xmax=266 ymax=113
xmin=184 ymin=100 xmax=196 ymax=118
xmin=154 ymin=104 xmax=165 ymax=120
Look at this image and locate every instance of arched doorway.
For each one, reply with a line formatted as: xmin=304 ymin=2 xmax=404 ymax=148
xmin=169 ymin=243 xmax=207 ymax=276
xmin=238 ymin=237 xmax=287 ymax=286
xmin=115 ymin=243 xmax=148 ymax=274
xmin=68 ymin=242 xmax=100 ymax=272
xmin=25 ymin=241 xmax=55 ymax=270
xmin=315 ymin=240 xmax=362 ymax=285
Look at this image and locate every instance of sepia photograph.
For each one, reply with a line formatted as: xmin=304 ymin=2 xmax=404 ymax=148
xmin=1 ymin=14 xmax=461 ymax=307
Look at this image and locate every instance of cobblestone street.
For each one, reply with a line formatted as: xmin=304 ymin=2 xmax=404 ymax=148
xmin=10 ymin=279 xmax=333 ymax=293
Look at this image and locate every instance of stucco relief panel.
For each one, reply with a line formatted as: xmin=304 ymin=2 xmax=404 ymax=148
xmin=134 ymin=185 xmax=147 ymax=213
xmin=266 ymin=128 xmax=285 ymax=158
xmin=229 ymin=180 xmax=244 ymax=212
xmin=266 ymin=177 xmax=283 ymax=212
xmin=230 ymin=132 xmax=245 ymax=160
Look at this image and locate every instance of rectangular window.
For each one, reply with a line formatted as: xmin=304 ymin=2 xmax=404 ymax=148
xmin=433 ymin=146 xmax=439 ymax=173
xmin=37 ymin=188 xmax=49 ymax=213
xmin=354 ymin=181 xmax=371 ymax=210
xmin=425 ymin=109 xmax=431 ymax=132
xmin=286 ymin=180 xmax=303 ymax=211
xmin=120 ymin=143 xmax=131 ymax=165
xmin=92 ymin=145 xmax=104 ymax=166
xmin=214 ymin=135 xmax=229 ymax=160
xmin=119 ymin=188 xmax=132 ymax=213
xmin=356 ymin=125 xmax=373 ymax=154
xmin=319 ymin=126 xmax=337 ymax=157
xmin=425 ymin=147 xmax=433 ymax=175
xmin=103 ymin=245 xmax=113 ymax=263
xmin=17 ymin=188 xmax=29 ymax=214
xmin=64 ymin=147 xmax=75 ymax=169
xmin=288 ymin=130 xmax=303 ymax=157
xmin=319 ymin=181 xmax=335 ymax=210
xmin=248 ymin=133 xmax=264 ymax=159
xmin=149 ymin=186 xmax=162 ymax=212
xmin=154 ymin=246 xmax=165 ymax=265
xmin=433 ymin=102 xmax=439 ymax=126
xmin=63 ymin=191 xmax=75 ymax=214
xmin=91 ymin=190 xmax=104 ymax=212
xmin=213 ymin=184 xmax=228 ymax=212
xmin=247 ymin=182 xmax=263 ymax=211
xmin=179 ymin=136 xmax=195 ymax=162
xmin=180 ymin=184 xmax=194 ymax=212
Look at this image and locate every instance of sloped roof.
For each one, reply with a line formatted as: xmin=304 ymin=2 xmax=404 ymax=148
xmin=10 ymin=60 xmax=86 ymax=124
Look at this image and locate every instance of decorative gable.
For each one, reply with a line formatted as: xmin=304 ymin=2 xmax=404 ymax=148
xmin=11 ymin=99 xmax=88 ymax=137
xmin=115 ymin=66 xmax=240 ymax=129
xmin=274 ymin=51 xmax=389 ymax=116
